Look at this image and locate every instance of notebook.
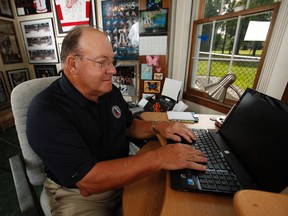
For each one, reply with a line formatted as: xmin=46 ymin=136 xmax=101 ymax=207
xmin=170 ymin=88 xmax=288 ymax=196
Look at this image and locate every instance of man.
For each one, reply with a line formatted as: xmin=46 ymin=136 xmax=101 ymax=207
xmin=27 ymin=26 xmax=207 ymax=215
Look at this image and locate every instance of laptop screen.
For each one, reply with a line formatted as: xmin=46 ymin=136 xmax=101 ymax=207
xmin=219 ymin=88 xmax=288 ymax=192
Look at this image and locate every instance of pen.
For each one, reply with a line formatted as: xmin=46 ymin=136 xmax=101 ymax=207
xmin=170 ymin=120 xmax=195 ymax=124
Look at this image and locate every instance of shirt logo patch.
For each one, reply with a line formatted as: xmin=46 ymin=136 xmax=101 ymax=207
xmin=112 ymin=105 xmax=121 ymax=118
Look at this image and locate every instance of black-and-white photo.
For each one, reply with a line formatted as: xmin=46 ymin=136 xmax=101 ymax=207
xmin=20 ymin=18 xmax=59 ymax=63
xmin=112 ymin=64 xmax=137 ymax=96
xmin=0 ymin=71 xmax=10 ymax=110
xmin=7 ymin=68 xmax=29 ymax=89
xmin=0 ymin=20 xmax=22 ymax=64
xmin=28 ymin=49 xmax=56 ymax=61
xmin=34 ymin=64 xmax=57 ymax=78
xmin=27 ymin=36 xmax=52 ymax=47
xmin=0 ymin=0 xmax=13 ymax=18
xmin=22 ymin=21 xmax=50 ymax=34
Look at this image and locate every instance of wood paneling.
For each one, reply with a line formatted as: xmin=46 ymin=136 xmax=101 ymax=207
xmin=137 ymin=0 xmax=170 ymax=99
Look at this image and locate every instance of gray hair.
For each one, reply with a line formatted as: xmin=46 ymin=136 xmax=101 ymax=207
xmin=60 ymin=26 xmax=84 ymax=64
xmin=60 ymin=26 xmax=111 ymax=65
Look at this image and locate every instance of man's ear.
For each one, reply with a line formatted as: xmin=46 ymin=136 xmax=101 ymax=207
xmin=67 ymin=56 xmax=78 ymax=74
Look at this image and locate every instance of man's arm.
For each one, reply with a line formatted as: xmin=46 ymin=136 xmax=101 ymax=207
xmin=76 ymin=118 xmax=206 ymax=197
xmin=76 ymin=141 xmax=207 ymax=197
xmin=126 ymin=118 xmax=196 ymax=143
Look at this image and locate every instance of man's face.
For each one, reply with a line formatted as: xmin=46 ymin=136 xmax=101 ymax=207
xmin=74 ymin=29 xmax=117 ymax=98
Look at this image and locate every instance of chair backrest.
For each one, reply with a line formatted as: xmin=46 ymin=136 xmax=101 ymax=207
xmin=11 ymin=77 xmax=60 ymax=185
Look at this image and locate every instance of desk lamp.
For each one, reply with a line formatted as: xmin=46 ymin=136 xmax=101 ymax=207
xmin=204 ymin=74 xmax=239 ymax=102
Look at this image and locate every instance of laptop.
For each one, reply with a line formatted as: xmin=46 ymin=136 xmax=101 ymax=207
xmin=170 ymin=88 xmax=288 ymax=196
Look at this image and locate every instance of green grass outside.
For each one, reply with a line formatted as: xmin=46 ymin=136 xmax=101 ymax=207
xmin=213 ymin=49 xmax=262 ymax=57
xmin=196 ymin=60 xmax=258 ymax=91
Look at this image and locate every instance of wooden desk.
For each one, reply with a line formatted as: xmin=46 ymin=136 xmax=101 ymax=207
xmin=123 ymin=112 xmax=235 ymax=216
xmin=233 ymin=190 xmax=288 ymax=216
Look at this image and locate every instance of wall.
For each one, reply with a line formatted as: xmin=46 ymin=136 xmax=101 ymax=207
xmin=0 ymin=0 xmax=62 ymax=97
xmin=0 ymin=0 xmax=171 ymax=104
xmin=2 ymin=0 xmax=286 ymax=114
xmin=137 ymin=0 xmax=170 ymax=100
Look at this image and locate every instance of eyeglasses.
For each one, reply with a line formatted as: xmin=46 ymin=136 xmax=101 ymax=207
xmin=74 ymin=55 xmax=119 ymax=69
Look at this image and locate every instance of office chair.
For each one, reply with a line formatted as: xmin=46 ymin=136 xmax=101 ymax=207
xmin=9 ymin=77 xmax=60 ymax=216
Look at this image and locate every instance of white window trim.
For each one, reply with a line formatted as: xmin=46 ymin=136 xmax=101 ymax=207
xmin=258 ymin=0 xmax=288 ymax=99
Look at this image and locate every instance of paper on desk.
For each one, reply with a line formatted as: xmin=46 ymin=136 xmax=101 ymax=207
xmin=172 ymin=101 xmax=188 ymax=112
xmin=138 ymin=98 xmax=148 ymax=108
xmin=161 ymin=78 xmax=182 ymax=101
xmin=167 ymin=111 xmax=195 ymax=121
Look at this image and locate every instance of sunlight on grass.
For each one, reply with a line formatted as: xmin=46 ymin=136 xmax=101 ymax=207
xmin=196 ymin=60 xmax=258 ymax=91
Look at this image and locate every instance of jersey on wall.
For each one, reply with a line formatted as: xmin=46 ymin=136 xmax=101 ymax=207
xmin=55 ymin=0 xmax=90 ymax=35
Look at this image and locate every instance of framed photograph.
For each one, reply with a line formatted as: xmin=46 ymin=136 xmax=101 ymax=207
xmin=0 ymin=71 xmax=10 ymax=110
xmin=0 ymin=0 xmax=13 ymax=18
xmin=7 ymin=68 xmax=29 ymax=89
xmin=141 ymin=64 xmax=153 ymax=80
xmin=154 ymin=72 xmax=163 ymax=80
xmin=34 ymin=64 xmax=57 ymax=78
xmin=112 ymin=64 xmax=137 ymax=96
xmin=147 ymin=0 xmax=162 ymax=10
xmin=0 ymin=20 xmax=23 ymax=64
xmin=14 ymin=0 xmax=51 ymax=16
xmin=139 ymin=9 xmax=168 ymax=36
xmin=20 ymin=18 xmax=59 ymax=64
xmin=52 ymin=0 xmax=92 ymax=37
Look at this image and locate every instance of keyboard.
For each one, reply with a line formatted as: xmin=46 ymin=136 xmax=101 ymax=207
xmin=190 ymin=129 xmax=243 ymax=194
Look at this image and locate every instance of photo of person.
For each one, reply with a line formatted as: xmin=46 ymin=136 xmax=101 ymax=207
xmin=7 ymin=68 xmax=29 ymax=89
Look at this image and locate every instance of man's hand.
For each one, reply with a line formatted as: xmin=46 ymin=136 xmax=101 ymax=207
xmin=155 ymin=143 xmax=207 ymax=171
xmin=155 ymin=121 xmax=196 ymax=143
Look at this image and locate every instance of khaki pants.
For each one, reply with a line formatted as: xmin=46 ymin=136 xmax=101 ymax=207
xmin=44 ymin=178 xmax=122 ymax=216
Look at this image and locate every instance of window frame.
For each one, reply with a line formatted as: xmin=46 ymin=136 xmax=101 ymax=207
xmin=184 ymin=3 xmax=280 ymax=114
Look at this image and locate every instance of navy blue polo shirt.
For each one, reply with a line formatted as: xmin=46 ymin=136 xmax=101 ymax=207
xmin=26 ymin=75 xmax=133 ymax=187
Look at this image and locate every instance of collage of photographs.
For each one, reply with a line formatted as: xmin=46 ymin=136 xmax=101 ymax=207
xmin=0 ymin=0 xmax=169 ymax=110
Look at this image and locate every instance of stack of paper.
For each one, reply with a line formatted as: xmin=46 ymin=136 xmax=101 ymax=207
xmin=167 ymin=111 xmax=199 ymax=123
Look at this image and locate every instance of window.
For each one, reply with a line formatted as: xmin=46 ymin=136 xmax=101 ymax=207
xmin=184 ymin=0 xmax=281 ymax=113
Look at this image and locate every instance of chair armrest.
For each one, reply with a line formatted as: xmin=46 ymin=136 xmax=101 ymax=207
xmin=9 ymin=154 xmax=45 ymax=216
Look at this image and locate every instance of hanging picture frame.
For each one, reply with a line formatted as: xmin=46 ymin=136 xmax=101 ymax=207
xmin=154 ymin=72 xmax=163 ymax=80
xmin=101 ymin=0 xmax=139 ymax=60
xmin=112 ymin=64 xmax=137 ymax=96
xmin=141 ymin=63 xmax=153 ymax=80
xmin=146 ymin=0 xmax=162 ymax=10
xmin=14 ymin=0 xmax=51 ymax=16
xmin=20 ymin=18 xmax=59 ymax=64
xmin=139 ymin=9 xmax=168 ymax=36
xmin=34 ymin=64 xmax=57 ymax=78
xmin=0 ymin=20 xmax=23 ymax=64
xmin=52 ymin=0 xmax=93 ymax=37
xmin=0 ymin=0 xmax=13 ymax=18
xmin=144 ymin=80 xmax=161 ymax=93
xmin=7 ymin=68 xmax=30 ymax=90
xmin=0 ymin=71 xmax=10 ymax=110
